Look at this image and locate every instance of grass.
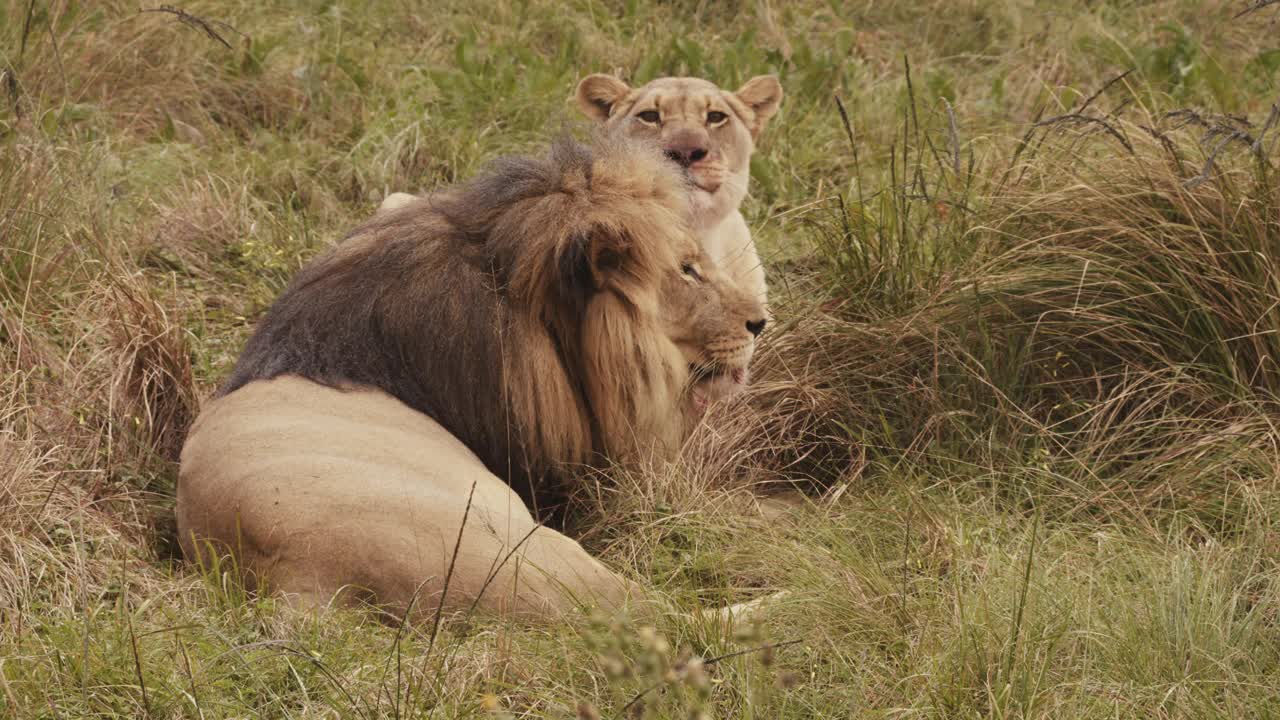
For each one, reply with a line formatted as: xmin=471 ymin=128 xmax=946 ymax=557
xmin=3 ymin=0 xmax=1280 ymax=717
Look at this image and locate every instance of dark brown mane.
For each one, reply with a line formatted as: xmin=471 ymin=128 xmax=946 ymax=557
xmin=219 ymin=135 xmax=691 ymax=520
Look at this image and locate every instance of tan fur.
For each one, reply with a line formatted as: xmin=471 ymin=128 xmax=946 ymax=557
xmin=179 ymin=377 xmax=633 ymax=618
xmin=573 ymin=74 xmax=782 ymax=310
xmin=178 ymin=134 xmax=767 ymax=620
xmin=379 ymin=191 xmax=416 ymax=212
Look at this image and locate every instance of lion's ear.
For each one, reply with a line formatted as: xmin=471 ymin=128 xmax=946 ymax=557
xmin=734 ymin=75 xmax=783 ymax=139
xmin=575 ymin=74 xmax=632 ymax=122
xmin=586 ymin=227 xmax=632 ymax=289
xmin=562 ymin=227 xmax=631 ymax=293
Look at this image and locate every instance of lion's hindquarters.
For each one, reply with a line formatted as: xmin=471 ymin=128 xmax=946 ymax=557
xmin=177 ymin=376 xmax=632 ymax=619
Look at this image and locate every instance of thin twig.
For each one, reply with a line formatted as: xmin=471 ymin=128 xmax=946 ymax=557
xmin=1010 ymin=72 xmax=1135 ymax=187
xmin=1185 ymin=129 xmax=1250 ymax=188
xmin=408 ymin=524 xmax=542 ymax=714
xmin=386 ymin=581 xmax=428 ymax=719
xmin=900 ymin=505 xmax=911 ymax=628
xmin=834 ymin=93 xmax=866 ymax=211
xmin=126 ymin=614 xmax=152 ymax=719
xmin=1252 ymin=102 xmax=1280 ymax=156
xmin=465 ymin=524 xmax=540 ymax=618
xmin=208 ymin=637 xmax=372 ymax=719
xmin=1164 ymin=108 xmax=1251 ymax=133
xmin=1234 ymin=0 xmax=1280 ymax=19
xmin=19 ymin=0 xmax=37 ymax=59
xmin=208 ymin=638 xmax=293 ymax=664
xmin=44 ymin=9 xmax=69 ymax=104
xmin=834 ymin=192 xmax=855 ymax=267
xmin=618 ymin=639 xmax=802 ymax=717
xmin=1002 ymin=511 xmax=1040 ymax=682
xmin=1202 ymin=122 xmax=1256 ymax=148
xmin=274 ymin=645 xmax=370 ymax=719
xmin=943 ymin=99 xmax=961 ymax=175
xmin=703 ymin=638 xmax=802 ymax=666
xmin=1107 ymin=97 xmax=1134 ymax=120
xmin=426 ymin=481 xmax=476 ymax=654
xmin=834 ymin=95 xmax=856 ymax=159
xmin=139 ymin=5 xmax=243 ymax=49
xmin=1 ymin=67 xmax=17 ymax=118
xmin=1163 ymin=108 xmax=1211 ymax=130
xmin=412 ymin=481 xmax=477 ymax=715
xmin=1001 ymin=102 xmax=1047 ymax=191
xmin=175 ymin=637 xmax=205 ymax=720
xmin=1034 ymin=113 xmax=1134 ymax=153
xmin=1140 ymin=124 xmax=1181 ymax=164
xmin=1077 ymin=68 xmax=1133 ymax=115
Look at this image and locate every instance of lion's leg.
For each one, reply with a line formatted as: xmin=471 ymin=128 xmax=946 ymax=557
xmin=373 ymin=519 xmax=639 ymax=622
xmin=699 ymin=590 xmax=792 ymax=625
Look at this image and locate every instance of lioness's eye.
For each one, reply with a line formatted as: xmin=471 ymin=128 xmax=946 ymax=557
xmin=707 ymin=111 xmax=728 ymax=124
xmin=637 ymin=110 xmax=660 ymax=124
xmin=681 ymin=262 xmax=702 ymax=281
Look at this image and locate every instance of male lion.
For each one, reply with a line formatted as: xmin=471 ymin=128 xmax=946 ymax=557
xmin=573 ymin=73 xmax=782 ymax=309
xmin=177 ymin=134 xmax=767 ymax=620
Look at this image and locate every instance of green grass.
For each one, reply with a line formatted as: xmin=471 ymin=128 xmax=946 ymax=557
xmin=3 ymin=0 xmax=1280 ymax=717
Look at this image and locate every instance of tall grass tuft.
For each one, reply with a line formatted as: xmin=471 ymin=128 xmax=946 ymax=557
xmin=702 ymin=102 xmax=1280 ymax=527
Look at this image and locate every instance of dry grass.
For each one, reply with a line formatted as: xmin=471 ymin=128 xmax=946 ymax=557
xmin=4 ymin=0 xmax=1280 ymax=717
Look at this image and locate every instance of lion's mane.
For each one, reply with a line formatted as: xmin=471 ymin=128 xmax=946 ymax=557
xmin=220 ymin=135 xmax=694 ymax=518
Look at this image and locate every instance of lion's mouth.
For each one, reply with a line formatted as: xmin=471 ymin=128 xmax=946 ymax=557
xmin=687 ymin=364 xmax=750 ymax=416
xmin=691 ymin=365 xmax=748 ymax=385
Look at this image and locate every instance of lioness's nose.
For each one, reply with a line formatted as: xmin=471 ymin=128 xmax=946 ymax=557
xmin=665 ymin=145 xmax=709 ymax=167
xmin=746 ymin=318 xmax=766 ymax=337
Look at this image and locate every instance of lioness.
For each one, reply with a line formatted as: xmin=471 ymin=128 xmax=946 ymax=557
xmin=574 ymin=73 xmax=782 ymax=308
xmin=178 ymin=134 xmax=768 ymax=619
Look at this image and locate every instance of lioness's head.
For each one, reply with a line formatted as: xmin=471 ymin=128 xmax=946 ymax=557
xmin=574 ymin=74 xmax=782 ymax=230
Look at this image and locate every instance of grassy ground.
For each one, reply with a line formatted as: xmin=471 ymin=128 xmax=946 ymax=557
xmin=3 ymin=0 xmax=1280 ymax=717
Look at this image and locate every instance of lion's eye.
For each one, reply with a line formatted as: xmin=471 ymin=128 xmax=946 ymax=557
xmin=681 ymin=262 xmax=703 ymax=281
xmin=637 ymin=110 xmax=661 ymax=124
xmin=707 ymin=111 xmax=728 ymax=125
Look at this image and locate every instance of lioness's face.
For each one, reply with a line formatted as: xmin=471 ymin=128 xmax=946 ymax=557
xmin=575 ymin=74 xmax=782 ymax=227
xmin=660 ymin=239 xmax=767 ymax=414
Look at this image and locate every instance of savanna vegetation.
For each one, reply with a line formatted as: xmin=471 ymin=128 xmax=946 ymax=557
xmin=3 ymin=0 xmax=1280 ymax=717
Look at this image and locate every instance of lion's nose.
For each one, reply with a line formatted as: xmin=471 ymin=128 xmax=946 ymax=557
xmin=664 ymin=146 xmax=708 ymax=167
xmin=746 ymin=318 xmax=766 ymax=337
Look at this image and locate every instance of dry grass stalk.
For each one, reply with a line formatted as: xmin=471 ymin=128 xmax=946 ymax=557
xmin=139 ymin=5 xmax=242 ymax=49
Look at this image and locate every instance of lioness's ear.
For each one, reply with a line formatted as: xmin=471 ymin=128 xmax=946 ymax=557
xmin=575 ymin=74 xmax=632 ymax=122
xmin=734 ymin=75 xmax=783 ymax=139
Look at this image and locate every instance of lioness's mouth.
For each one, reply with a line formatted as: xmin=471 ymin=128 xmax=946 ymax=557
xmin=678 ymin=165 xmax=720 ymax=194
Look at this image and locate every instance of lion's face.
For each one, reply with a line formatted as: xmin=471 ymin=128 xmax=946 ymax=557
xmin=575 ymin=74 xmax=782 ymax=230
xmin=661 ymin=240 xmax=768 ymax=415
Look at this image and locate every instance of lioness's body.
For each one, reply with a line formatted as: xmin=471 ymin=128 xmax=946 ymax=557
xmin=179 ymin=377 xmax=629 ymax=617
xmin=697 ymin=208 xmax=762 ymax=311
